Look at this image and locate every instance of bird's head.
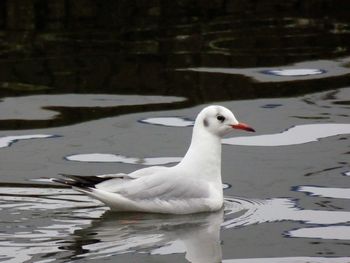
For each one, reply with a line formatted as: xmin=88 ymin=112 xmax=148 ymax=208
xmin=197 ymin=105 xmax=255 ymax=137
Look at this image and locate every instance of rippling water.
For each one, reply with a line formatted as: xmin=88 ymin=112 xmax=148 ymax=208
xmin=1 ymin=1 xmax=350 ymax=262
xmin=0 ymin=87 xmax=349 ymax=262
xmin=1 ymin=185 xmax=349 ymax=262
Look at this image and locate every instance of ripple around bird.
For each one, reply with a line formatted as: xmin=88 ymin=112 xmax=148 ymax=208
xmin=0 ymin=184 xmax=349 ymax=262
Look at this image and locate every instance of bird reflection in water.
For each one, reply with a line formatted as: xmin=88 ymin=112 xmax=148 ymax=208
xmin=66 ymin=209 xmax=225 ymax=263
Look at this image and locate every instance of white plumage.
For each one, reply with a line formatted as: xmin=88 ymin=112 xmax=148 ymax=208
xmin=53 ymin=105 xmax=254 ymax=214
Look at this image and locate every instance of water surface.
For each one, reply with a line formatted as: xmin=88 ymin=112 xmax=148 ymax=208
xmin=1 ymin=1 xmax=350 ymax=262
xmin=0 ymin=87 xmax=349 ymax=262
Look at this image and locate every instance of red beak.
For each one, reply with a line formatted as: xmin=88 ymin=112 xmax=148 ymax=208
xmin=231 ymin=122 xmax=255 ymax=132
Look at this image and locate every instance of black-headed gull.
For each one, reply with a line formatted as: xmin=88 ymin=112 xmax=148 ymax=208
xmin=53 ymin=105 xmax=255 ymax=214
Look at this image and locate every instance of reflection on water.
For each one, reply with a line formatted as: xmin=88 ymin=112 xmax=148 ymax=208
xmin=66 ymin=153 xmax=181 ymax=166
xmin=287 ymin=226 xmax=350 ymax=241
xmin=179 ymin=57 xmax=350 ymax=83
xmin=294 ymin=185 xmax=350 ymax=199
xmin=0 ymin=94 xmax=186 ymax=121
xmin=223 ymin=256 xmax=350 ymax=263
xmin=140 ymin=117 xmax=194 ymax=127
xmin=72 ymin=209 xmax=224 ymax=263
xmin=223 ymin=123 xmax=350 ymax=146
xmin=1 ymin=2 xmax=350 ymax=130
xmin=0 ymin=134 xmax=56 ymax=148
xmin=223 ymin=197 xmax=350 ymax=227
xmin=0 ymin=186 xmax=224 ymax=262
xmin=65 ymin=125 xmax=349 ymax=169
xmin=0 ymin=88 xmax=348 ymax=260
xmin=1 ymin=2 xmax=350 ymax=262
xmin=0 ymin=94 xmax=188 ymax=129
xmin=0 ymin=185 xmax=349 ymax=262
xmin=261 ymin=68 xmax=326 ymax=77
xmin=63 ymin=123 xmax=350 ymax=169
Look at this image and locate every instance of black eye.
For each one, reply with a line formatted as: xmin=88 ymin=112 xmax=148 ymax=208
xmin=217 ymin=115 xmax=225 ymax=122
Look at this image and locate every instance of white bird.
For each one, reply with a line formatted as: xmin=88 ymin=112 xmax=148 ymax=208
xmin=53 ymin=105 xmax=255 ymax=214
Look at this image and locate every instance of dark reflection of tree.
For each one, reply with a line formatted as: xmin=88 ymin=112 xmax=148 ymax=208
xmin=0 ymin=0 xmax=350 ymax=129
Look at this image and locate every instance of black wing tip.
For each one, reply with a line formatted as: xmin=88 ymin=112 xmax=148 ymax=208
xmin=51 ymin=178 xmax=94 ymax=192
xmin=51 ymin=177 xmax=81 ymax=187
xmin=52 ymin=173 xmax=111 ymax=189
xmin=51 ymin=175 xmax=94 ymax=189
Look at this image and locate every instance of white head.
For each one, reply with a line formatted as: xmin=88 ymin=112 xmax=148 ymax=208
xmin=195 ymin=105 xmax=255 ymax=137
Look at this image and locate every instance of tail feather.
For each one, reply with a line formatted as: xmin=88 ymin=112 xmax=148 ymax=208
xmin=59 ymin=173 xmax=108 ymax=186
xmin=51 ymin=174 xmax=111 ymax=190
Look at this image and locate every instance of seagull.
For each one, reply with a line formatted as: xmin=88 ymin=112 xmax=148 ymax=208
xmin=52 ymin=105 xmax=255 ymax=214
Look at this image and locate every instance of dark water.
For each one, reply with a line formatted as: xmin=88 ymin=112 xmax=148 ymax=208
xmin=0 ymin=1 xmax=350 ymax=262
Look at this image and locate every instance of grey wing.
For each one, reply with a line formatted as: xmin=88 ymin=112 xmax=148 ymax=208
xmin=53 ymin=167 xmax=175 ymax=194
xmin=127 ymin=166 xmax=170 ymax=178
xmin=95 ymin=166 xmax=170 ymax=192
xmin=113 ymin=174 xmax=211 ymax=201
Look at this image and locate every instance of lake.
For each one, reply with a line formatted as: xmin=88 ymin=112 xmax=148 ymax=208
xmin=0 ymin=1 xmax=349 ymax=262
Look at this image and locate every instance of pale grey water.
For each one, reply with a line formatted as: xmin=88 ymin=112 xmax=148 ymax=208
xmin=0 ymin=86 xmax=349 ymax=262
xmin=1 ymin=1 xmax=350 ymax=262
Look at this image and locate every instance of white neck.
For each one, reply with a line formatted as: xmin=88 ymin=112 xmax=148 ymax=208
xmin=178 ymin=123 xmax=222 ymax=182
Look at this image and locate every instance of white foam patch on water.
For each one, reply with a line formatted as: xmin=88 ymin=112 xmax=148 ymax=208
xmin=263 ymin=69 xmax=325 ymax=76
xmin=296 ymin=186 xmax=350 ymax=199
xmin=140 ymin=117 xmax=194 ymax=127
xmin=66 ymin=153 xmax=182 ymax=165
xmin=287 ymin=226 xmax=350 ymax=240
xmin=223 ymin=123 xmax=350 ymax=146
xmin=0 ymin=134 xmax=55 ymax=148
